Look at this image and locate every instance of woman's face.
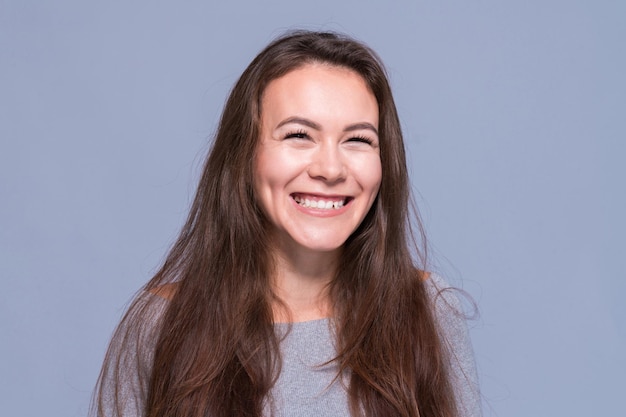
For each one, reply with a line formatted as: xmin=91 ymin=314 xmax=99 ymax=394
xmin=254 ymin=63 xmax=382 ymax=256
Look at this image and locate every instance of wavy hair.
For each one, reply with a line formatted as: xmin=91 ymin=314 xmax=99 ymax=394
xmin=92 ymin=31 xmax=457 ymax=417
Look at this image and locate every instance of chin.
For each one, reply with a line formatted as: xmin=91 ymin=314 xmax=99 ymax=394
xmin=292 ymin=236 xmax=348 ymax=254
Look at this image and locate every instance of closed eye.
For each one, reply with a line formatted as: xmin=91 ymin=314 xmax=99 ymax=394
xmin=284 ymin=130 xmax=310 ymax=140
xmin=347 ymin=136 xmax=375 ymax=145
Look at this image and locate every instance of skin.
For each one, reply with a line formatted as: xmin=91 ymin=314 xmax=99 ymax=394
xmin=254 ymin=63 xmax=382 ymax=322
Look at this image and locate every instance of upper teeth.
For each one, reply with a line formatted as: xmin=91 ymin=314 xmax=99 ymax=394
xmin=294 ymin=195 xmax=345 ymax=209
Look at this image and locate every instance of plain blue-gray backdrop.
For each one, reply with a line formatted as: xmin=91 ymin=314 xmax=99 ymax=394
xmin=1 ymin=1 xmax=624 ymax=416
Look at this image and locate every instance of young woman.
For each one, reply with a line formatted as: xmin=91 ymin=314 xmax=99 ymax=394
xmin=92 ymin=31 xmax=481 ymax=417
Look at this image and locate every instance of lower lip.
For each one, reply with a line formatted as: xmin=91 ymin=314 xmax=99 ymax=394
xmin=291 ymin=197 xmax=351 ymax=217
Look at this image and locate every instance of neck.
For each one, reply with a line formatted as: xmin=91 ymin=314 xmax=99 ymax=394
xmin=270 ymin=245 xmax=339 ymax=323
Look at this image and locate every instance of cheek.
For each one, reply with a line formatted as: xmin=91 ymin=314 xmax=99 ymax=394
xmin=253 ymin=147 xmax=299 ymax=209
xmin=255 ymin=152 xmax=285 ymax=191
xmin=357 ymin=155 xmax=383 ymax=193
xmin=372 ymin=161 xmax=383 ymax=189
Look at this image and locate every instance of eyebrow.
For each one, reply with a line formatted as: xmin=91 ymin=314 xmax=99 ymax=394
xmin=276 ymin=117 xmax=379 ymax=136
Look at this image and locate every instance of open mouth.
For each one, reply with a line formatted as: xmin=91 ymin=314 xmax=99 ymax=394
xmin=291 ymin=193 xmax=352 ymax=210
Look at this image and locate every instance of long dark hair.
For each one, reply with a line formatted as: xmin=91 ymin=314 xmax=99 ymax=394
xmin=93 ymin=30 xmax=457 ymax=417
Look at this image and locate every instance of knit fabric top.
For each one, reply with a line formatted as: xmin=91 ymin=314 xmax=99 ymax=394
xmin=267 ymin=273 xmax=481 ymax=416
xmin=96 ymin=274 xmax=481 ymax=416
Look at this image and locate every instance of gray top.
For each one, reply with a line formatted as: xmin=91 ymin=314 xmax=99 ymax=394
xmin=425 ymin=274 xmax=482 ymax=417
xmin=267 ymin=274 xmax=481 ymax=416
xmin=268 ymin=318 xmax=348 ymax=416
xmin=96 ymin=274 xmax=481 ymax=416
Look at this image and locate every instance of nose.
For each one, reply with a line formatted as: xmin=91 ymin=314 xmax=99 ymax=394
xmin=307 ymin=142 xmax=347 ymax=183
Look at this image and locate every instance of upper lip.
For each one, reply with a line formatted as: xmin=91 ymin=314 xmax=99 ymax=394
xmin=290 ymin=192 xmax=352 ymax=200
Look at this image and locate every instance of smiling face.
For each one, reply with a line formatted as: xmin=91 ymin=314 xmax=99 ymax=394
xmin=254 ymin=63 xmax=382 ymax=258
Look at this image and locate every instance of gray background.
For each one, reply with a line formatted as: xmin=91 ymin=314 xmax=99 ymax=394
xmin=1 ymin=1 xmax=624 ymax=416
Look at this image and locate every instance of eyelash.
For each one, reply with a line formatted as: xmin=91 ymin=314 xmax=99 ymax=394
xmin=284 ymin=130 xmax=374 ymax=145
xmin=348 ymin=135 xmax=374 ymax=145
xmin=284 ymin=130 xmax=309 ymax=140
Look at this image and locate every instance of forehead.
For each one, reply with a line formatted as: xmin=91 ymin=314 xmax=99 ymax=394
xmin=260 ymin=63 xmax=378 ymax=128
xmin=263 ymin=63 xmax=372 ymax=97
